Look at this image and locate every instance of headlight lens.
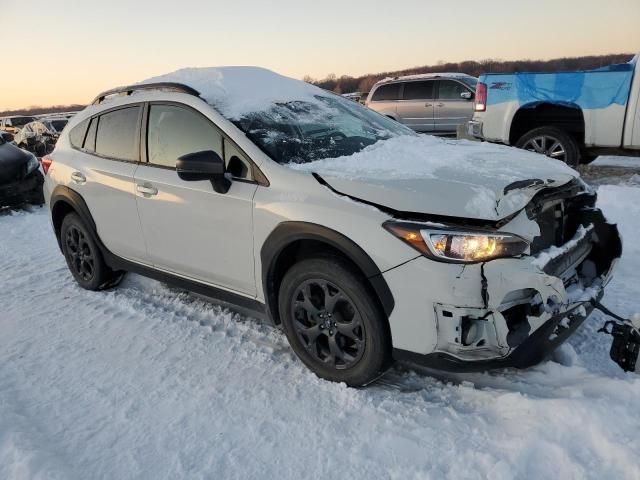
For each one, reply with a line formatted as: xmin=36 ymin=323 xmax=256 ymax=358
xmin=383 ymin=221 xmax=529 ymax=263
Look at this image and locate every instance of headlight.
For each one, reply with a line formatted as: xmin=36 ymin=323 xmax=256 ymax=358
xmin=383 ymin=221 xmax=529 ymax=263
xmin=25 ymin=155 xmax=40 ymax=174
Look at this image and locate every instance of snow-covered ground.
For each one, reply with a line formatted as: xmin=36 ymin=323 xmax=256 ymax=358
xmin=1 ymin=184 xmax=640 ymax=480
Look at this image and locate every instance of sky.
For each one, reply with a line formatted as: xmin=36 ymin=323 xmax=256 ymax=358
xmin=1 ymin=0 xmax=639 ymax=111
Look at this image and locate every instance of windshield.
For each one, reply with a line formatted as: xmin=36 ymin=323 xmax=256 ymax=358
xmin=234 ymin=94 xmax=415 ymax=164
xmin=12 ymin=116 xmax=35 ymax=127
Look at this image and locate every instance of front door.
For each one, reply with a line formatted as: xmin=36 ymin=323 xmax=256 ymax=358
xmin=134 ymin=103 xmax=258 ymax=296
xmin=434 ymin=80 xmax=474 ymax=134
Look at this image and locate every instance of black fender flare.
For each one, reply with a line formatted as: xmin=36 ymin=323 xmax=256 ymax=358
xmin=49 ymin=185 xmax=99 ymax=251
xmin=260 ymin=221 xmax=395 ymax=323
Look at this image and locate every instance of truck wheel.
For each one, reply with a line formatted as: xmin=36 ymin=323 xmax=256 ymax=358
xmin=278 ymin=255 xmax=392 ymax=387
xmin=516 ymin=127 xmax=580 ymax=167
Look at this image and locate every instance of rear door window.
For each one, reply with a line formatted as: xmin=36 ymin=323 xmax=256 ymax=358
xmin=371 ymin=83 xmax=401 ymax=101
xmin=94 ymin=106 xmax=141 ymax=161
xmin=402 ymin=81 xmax=434 ymax=100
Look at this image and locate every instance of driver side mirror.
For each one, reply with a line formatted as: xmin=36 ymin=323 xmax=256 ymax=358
xmin=176 ymin=150 xmax=231 ymax=194
xmin=460 ymin=91 xmax=473 ymax=100
xmin=1 ymin=131 xmax=14 ymax=143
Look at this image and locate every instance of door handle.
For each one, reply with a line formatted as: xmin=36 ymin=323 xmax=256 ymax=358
xmin=136 ymin=184 xmax=158 ymax=196
xmin=425 ymin=103 xmax=433 ymax=107
xmin=436 ymin=103 xmax=445 ymax=107
xmin=70 ymin=171 xmax=86 ymax=184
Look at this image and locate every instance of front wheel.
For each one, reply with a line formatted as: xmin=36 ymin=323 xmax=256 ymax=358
xmin=516 ymin=126 xmax=580 ymax=167
xmin=278 ymin=256 xmax=392 ymax=386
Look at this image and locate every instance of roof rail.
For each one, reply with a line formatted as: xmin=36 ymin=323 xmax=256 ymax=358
xmin=91 ymin=82 xmax=200 ymax=105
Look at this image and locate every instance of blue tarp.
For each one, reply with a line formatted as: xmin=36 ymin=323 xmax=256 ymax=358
xmin=480 ymin=61 xmax=635 ymax=110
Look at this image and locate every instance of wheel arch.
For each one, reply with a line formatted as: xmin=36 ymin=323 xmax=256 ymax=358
xmin=260 ymin=222 xmax=395 ymax=325
xmin=50 ymin=185 xmax=97 ymax=251
xmin=509 ymin=102 xmax=585 ymax=146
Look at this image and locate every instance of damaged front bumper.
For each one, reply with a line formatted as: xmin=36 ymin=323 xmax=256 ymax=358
xmin=387 ymin=207 xmax=622 ymax=372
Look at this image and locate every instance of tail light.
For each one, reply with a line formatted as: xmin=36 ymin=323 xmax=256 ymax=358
xmin=41 ymin=154 xmax=53 ymax=175
xmin=474 ymin=82 xmax=487 ymax=112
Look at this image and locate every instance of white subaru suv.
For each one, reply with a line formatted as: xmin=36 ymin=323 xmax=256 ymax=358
xmin=43 ymin=67 xmax=621 ymax=386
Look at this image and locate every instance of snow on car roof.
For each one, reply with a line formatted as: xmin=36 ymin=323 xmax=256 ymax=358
xmin=140 ymin=66 xmax=333 ymax=120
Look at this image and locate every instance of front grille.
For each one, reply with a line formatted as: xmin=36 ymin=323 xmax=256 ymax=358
xmin=527 ymin=180 xmax=596 ymax=254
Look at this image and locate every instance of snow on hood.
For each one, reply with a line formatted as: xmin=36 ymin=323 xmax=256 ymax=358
xmin=291 ymin=135 xmax=579 ymax=221
xmin=140 ymin=66 xmax=332 ymax=120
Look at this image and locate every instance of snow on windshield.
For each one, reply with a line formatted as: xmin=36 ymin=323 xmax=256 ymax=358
xmin=141 ymin=66 xmax=331 ymax=120
xmin=290 ymin=134 xmax=577 ymax=183
xmin=141 ymin=67 xmax=412 ymax=164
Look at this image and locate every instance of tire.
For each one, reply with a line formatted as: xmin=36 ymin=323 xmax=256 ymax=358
xmin=60 ymin=213 xmax=124 ymax=290
xmin=278 ymin=255 xmax=392 ymax=386
xmin=515 ymin=126 xmax=580 ymax=167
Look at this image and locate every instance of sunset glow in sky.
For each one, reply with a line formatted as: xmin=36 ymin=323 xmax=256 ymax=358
xmin=2 ymin=0 xmax=639 ymax=111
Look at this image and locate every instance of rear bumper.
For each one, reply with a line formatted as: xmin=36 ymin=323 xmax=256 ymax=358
xmin=0 ymin=170 xmax=44 ymax=207
xmin=467 ymin=120 xmax=484 ymax=139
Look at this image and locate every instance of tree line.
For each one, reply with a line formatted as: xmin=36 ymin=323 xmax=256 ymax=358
xmin=0 ymin=104 xmax=86 ymax=118
xmin=305 ymin=53 xmax=635 ymax=94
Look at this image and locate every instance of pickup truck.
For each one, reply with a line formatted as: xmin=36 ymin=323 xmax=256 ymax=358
xmin=468 ymin=55 xmax=640 ymax=166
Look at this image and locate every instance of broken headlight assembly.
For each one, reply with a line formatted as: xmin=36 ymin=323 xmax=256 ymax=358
xmin=383 ymin=221 xmax=529 ymax=263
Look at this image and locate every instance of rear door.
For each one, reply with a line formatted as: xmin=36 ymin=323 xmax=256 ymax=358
xmin=133 ymin=102 xmax=258 ymax=296
xmin=434 ymin=79 xmax=474 ymax=133
xmin=396 ymin=80 xmax=435 ymax=132
xmin=65 ymin=105 xmax=148 ymax=263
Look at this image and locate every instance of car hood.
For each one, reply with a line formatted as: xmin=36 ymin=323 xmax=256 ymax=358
xmin=291 ymin=135 xmax=579 ymax=221
xmin=0 ymin=142 xmax=33 ymax=183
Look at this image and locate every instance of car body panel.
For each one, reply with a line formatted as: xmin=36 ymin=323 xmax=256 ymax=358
xmin=133 ymin=164 xmax=258 ymax=296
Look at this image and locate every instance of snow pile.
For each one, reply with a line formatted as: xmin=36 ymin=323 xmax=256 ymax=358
xmin=0 ymin=184 xmax=639 ymax=479
xmin=141 ymin=66 xmax=331 ymax=120
xmin=290 ymin=135 xmax=577 ymax=184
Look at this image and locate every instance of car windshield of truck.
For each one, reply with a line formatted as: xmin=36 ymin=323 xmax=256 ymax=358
xmin=234 ymin=94 xmax=415 ymax=164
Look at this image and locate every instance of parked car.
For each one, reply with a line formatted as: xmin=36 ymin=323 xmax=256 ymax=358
xmin=40 ymin=117 xmax=69 ymax=134
xmin=43 ymin=67 xmax=620 ymax=386
xmin=468 ymin=55 xmax=640 ymax=166
xmin=0 ymin=131 xmax=44 ymax=207
xmin=342 ymin=92 xmax=366 ymax=104
xmin=13 ymin=120 xmax=59 ymax=156
xmin=0 ymin=115 xmax=37 ymax=135
xmin=365 ymin=73 xmax=477 ymax=134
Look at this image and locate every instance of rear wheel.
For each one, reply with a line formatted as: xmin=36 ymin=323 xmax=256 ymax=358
xmin=60 ymin=213 xmax=124 ymax=290
xmin=278 ymin=256 xmax=391 ymax=386
xmin=516 ymin=126 xmax=580 ymax=167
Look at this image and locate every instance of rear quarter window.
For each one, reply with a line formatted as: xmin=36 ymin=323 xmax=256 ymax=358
xmin=69 ymin=119 xmax=89 ymax=149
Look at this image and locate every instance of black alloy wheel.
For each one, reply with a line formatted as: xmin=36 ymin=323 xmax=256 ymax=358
xmin=279 ymin=255 xmax=392 ymax=386
xmin=65 ymin=224 xmax=95 ymax=282
xmin=60 ymin=213 xmax=125 ymax=290
xmin=291 ymin=279 xmax=365 ymax=369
